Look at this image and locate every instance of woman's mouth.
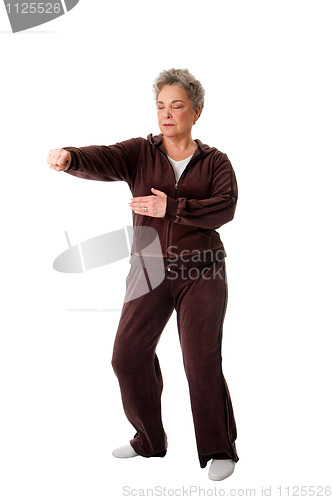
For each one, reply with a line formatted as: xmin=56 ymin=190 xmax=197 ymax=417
xmin=163 ymin=124 xmax=174 ymax=127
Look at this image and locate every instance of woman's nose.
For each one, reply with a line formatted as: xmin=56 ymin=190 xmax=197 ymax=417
xmin=163 ymin=108 xmax=172 ymax=118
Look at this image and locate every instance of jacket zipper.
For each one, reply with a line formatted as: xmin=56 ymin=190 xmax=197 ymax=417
xmin=165 ymin=157 xmax=178 ymax=264
xmin=161 ymin=151 xmax=199 ymax=264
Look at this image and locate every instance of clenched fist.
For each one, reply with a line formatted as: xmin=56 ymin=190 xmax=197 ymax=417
xmin=47 ymin=148 xmax=72 ymax=172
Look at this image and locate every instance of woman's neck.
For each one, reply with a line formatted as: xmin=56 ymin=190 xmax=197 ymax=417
xmin=161 ymin=135 xmax=197 ymax=161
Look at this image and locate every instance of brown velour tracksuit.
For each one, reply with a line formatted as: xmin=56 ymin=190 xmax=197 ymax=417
xmin=63 ymin=133 xmax=239 ymax=468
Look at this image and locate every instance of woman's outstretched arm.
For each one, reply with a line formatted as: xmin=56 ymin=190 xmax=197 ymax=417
xmin=47 ymin=137 xmax=144 ymax=186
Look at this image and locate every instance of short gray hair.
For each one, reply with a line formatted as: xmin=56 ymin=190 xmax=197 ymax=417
xmin=153 ymin=68 xmax=205 ymax=118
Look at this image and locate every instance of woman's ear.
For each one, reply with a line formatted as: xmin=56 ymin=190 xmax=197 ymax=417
xmin=194 ymin=106 xmax=201 ymax=123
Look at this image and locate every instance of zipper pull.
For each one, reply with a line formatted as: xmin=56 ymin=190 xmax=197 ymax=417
xmin=175 ymin=182 xmax=178 ymax=190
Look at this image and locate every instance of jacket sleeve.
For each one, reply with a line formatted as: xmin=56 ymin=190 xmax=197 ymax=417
xmin=162 ymin=153 xmax=238 ymax=230
xmin=62 ymin=137 xmax=143 ymax=186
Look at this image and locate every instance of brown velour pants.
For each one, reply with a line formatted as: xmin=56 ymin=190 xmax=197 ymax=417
xmin=111 ymin=258 xmax=239 ymax=469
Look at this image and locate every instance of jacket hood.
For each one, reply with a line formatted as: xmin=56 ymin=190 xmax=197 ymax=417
xmin=147 ymin=133 xmax=217 ymax=159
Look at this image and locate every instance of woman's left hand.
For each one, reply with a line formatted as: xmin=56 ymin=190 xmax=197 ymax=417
xmin=129 ymin=188 xmax=167 ymax=218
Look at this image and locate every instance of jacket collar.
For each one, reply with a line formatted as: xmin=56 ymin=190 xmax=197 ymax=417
xmin=147 ymin=133 xmax=215 ymax=160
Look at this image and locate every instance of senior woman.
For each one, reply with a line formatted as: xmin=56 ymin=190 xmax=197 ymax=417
xmin=47 ymin=68 xmax=239 ymax=481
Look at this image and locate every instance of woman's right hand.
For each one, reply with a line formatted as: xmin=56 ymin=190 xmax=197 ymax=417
xmin=47 ymin=148 xmax=72 ymax=171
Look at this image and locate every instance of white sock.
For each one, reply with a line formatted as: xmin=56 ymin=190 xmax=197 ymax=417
xmin=112 ymin=442 xmax=138 ymax=459
xmin=208 ymin=459 xmax=235 ymax=481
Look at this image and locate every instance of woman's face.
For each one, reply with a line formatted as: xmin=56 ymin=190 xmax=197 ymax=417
xmin=157 ymin=84 xmax=200 ymax=140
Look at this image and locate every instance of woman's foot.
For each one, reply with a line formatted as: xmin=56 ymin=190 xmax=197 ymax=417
xmin=112 ymin=442 xmax=138 ymax=458
xmin=208 ymin=459 xmax=235 ymax=481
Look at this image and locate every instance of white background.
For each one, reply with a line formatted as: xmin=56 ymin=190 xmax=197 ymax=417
xmin=1 ymin=0 xmax=332 ymax=498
